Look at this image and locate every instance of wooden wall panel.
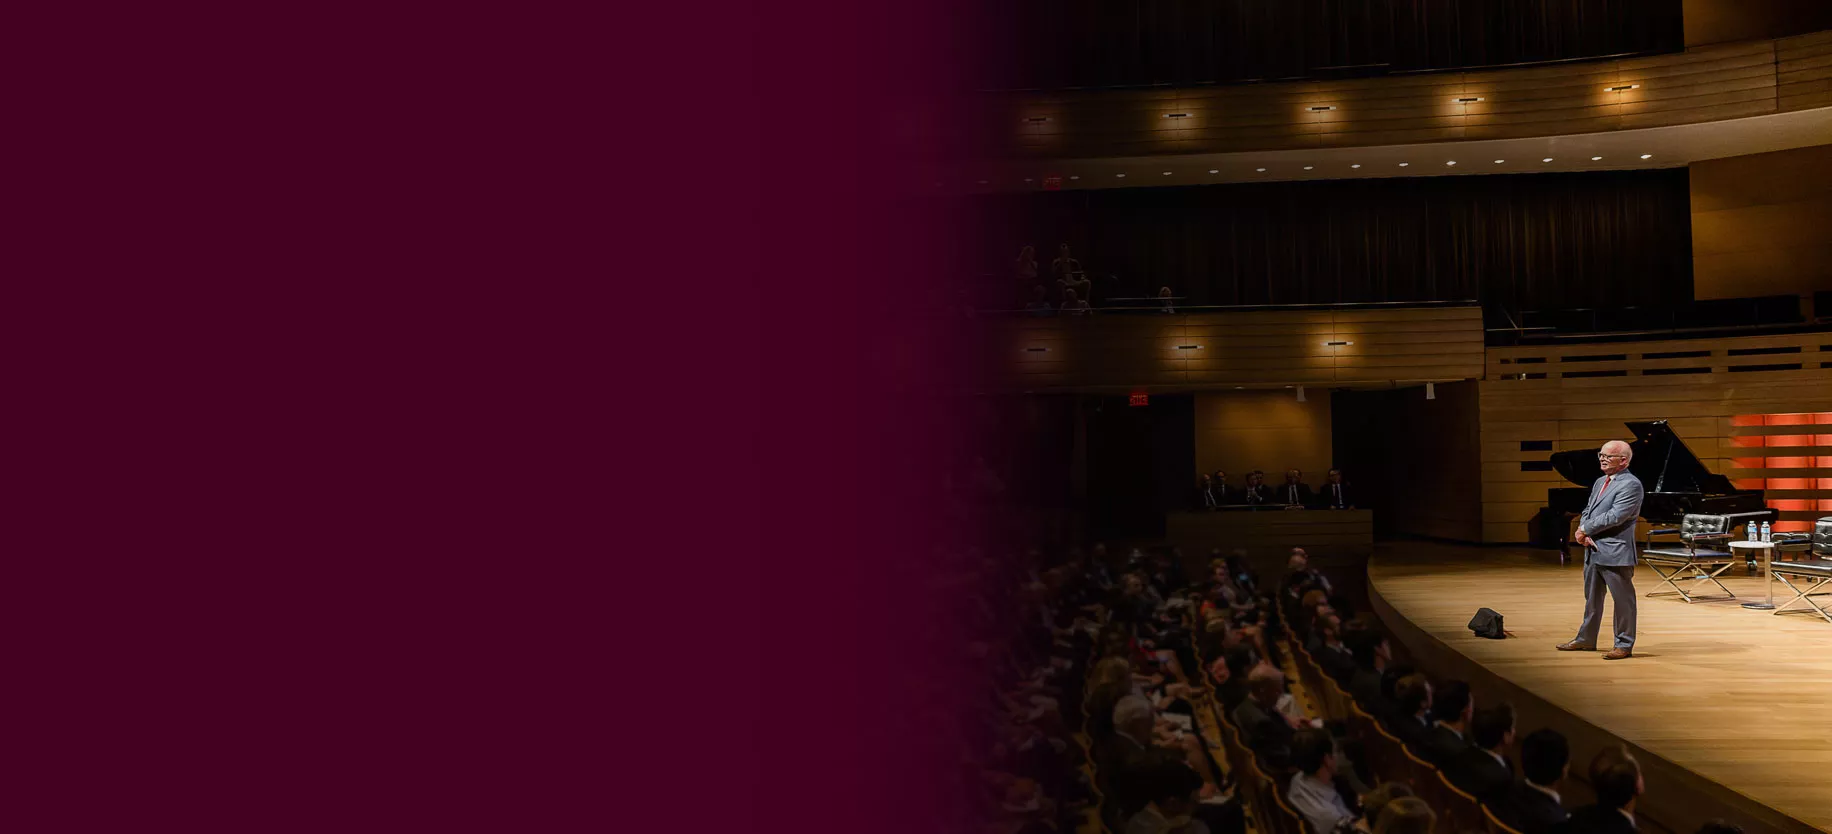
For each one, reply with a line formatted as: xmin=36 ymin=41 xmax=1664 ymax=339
xmin=989 ymin=34 xmax=1832 ymax=159
xmin=1478 ymin=331 xmax=1832 ymax=542
xmin=994 ymin=306 xmax=1484 ymax=391
xmin=1193 ymin=391 xmax=1332 ymax=490
xmin=1690 ymin=143 xmax=1832 ymax=300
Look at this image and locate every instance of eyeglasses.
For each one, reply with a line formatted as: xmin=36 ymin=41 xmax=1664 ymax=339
xmin=1598 ymin=454 xmax=1627 ymax=460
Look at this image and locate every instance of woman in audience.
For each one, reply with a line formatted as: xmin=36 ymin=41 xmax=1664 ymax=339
xmin=1372 ymin=797 xmax=1436 ymax=834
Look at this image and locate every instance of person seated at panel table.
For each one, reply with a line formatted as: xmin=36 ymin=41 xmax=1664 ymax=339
xmin=1277 ymin=469 xmax=1314 ymax=507
xmin=1193 ymin=474 xmax=1224 ymax=511
xmin=1157 ymin=286 xmax=1176 ymax=314
xmin=1315 ymin=468 xmax=1355 ymax=510
xmin=1023 ymin=284 xmax=1054 ymax=317
xmin=1239 ymin=471 xmax=1272 ymax=505
xmin=1209 ymin=470 xmax=1236 ymax=503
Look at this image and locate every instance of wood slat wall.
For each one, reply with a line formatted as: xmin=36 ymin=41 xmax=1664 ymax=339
xmin=997 ymin=305 xmax=1485 ymax=390
xmin=1479 ymin=331 xmax=1832 ymax=542
xmin=992 ymin=34 xmax=1832 ymax=159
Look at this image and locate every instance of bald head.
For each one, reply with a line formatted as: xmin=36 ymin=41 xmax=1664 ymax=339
xmin=1599 ymin=440 xmax=1633 ymax=475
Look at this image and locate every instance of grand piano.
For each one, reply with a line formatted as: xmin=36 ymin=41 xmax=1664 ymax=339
xmin=1535 ymin=420 xmax=1775 ymax=548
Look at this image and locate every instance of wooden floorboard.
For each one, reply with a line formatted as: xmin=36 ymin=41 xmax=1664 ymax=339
xmin=1368 ymin=542 xmax=1832 ymax=834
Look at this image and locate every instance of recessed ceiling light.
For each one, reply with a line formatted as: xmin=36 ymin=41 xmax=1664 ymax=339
xmin=1542 ymin=158 xmax=1553 ymax=162
xmin=1255 ymin=167 xmax=1266 ymax=172
xmin=1303 ymin=166 xmax=1314 ymax=170
xmin=1208 ymin=169 xmax=1219 ymax=174
xmin=1350 ymin=164 xmax=1361 ymax=169
xmin=1591 ymin=156 xmax=1603 ymax=161
xmin=1446 ymin=161 xmax=1457 ymax=166
xmin=1494 ymin=159 xmax=1505 ymax=164
xmin=1398 ymin=162 xmax=1409 ymax=167
xmin=1640 ymin=154 xmax=1652 ymax=159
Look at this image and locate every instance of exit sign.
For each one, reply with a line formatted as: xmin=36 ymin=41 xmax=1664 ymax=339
xmin=1043 ymin=175 xmax=1062 ymax=191
xmin=1129 ymin=392 xmax=1149 ymax=407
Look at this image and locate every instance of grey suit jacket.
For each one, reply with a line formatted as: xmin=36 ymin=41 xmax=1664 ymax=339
xmin=1579 ymin=471 xmax=1645 ymax=567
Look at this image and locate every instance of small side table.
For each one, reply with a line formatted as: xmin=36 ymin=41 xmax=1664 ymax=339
xmin=1730 ymin=540 xmax=1776 ymax=609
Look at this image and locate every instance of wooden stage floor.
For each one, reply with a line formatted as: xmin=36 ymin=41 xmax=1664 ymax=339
xmin=1367 ymin=542 xmax=1832 ymax=834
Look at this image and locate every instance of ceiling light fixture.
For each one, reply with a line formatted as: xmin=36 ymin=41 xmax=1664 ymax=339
xmin=1640 ymin=154 xmax=1652 ymax=159
xmin=1446 ymin=161 xmax=1457 ymax=166
xmin=1591 ymin=156 xmax=1603 ymax=161
xmin=1542 ymin=158 xmax=1553 ymax=162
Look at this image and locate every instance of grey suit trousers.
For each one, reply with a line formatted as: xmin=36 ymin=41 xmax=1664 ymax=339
xmin=1574 ymin=557 xmax=1637 ymax=649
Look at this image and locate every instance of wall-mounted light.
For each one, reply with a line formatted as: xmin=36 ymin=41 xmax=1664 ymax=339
xmin=1023 ymin=116 xmax=1052 ymax=123
xmin=1606 ymin=84 xmax=1640 ymax=92
xmin=1309 ymin=105 xmax=1337 ymax=111
xmin=1176 ymin=345 xmax=1203 ymax=350
xmin=1163 ymin=112 xmax=1190 ymax=119
xmin=1296 ymin=386 xmax=1307 ymax=403
xmin=1426 ymin=382 xmax=1437 ymax=400
xmin=1455 ymin=97 xmax=1484 ymax=103
xmin=1326 ymin=341 xmax=1353 ymax=346
xmin=1025 ymin=347 xmax=1050 ymax=353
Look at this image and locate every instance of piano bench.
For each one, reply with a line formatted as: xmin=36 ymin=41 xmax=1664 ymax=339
xmin=1771 ymin=560 xmax=1832 ymax=624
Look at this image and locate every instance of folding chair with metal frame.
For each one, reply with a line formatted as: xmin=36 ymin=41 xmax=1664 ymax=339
xmin=1640 ymin=513 xmax=1739 ymax=603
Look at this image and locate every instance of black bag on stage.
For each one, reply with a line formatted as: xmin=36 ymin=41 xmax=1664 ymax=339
xmin=1468 ymin=608 xmax=1505 ymax=639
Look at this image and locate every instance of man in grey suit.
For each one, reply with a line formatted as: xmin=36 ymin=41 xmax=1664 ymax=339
xmin=1557 ymin=440 xmax=1645 ymax=660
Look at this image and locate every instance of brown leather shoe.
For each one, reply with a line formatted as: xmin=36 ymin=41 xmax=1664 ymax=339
xmin=1555 ymin=641 xmax=1596 ymax=651
xmin=1602 ymin=648 xmax=1633 ymax=660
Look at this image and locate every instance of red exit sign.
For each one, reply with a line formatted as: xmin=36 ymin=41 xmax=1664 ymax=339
xmin=1129 ymin=392 xmax=1149 ymax=407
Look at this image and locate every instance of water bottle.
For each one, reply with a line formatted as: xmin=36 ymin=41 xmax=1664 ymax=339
xmin=1760 ymin=521 xmax=1772 ymax=543
xmin=1747 ymin=520 xmax=1759 ymax=541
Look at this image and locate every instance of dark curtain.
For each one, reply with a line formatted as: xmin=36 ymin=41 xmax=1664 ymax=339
xmin=1085 ymin=394 xmax=1194 ymax=540
xmin=977 ymin=0 xmax=1682 ymax=90
xmin=976 ymin=169 xmax=1693 ymax=320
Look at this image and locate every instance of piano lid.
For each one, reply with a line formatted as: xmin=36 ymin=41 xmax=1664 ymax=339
xmin=1548 ymin=420 xmax=1735 ymax=494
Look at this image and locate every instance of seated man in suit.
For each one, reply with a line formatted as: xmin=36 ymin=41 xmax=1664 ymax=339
xmin=1277 ymin=469 xmax=1314 ymax=507
xmin=1498 ymin=728 xmax=1570 ymax=834
xmin=1240 ymin=470 xmax=1272 ymax=505
xmin=1192 ymin=474 xmax=1224 ymax=511
xmin=1563 ymin=745 xmax=1643 ymax=834
xmin=1119 ymin=750 xmax=1218 ymax=834
xmin=1385 ymin=673 xmax=1433 ymax=751
xmin=1419 ymin=679 xmax=1475 ymax=767
xmin=1447 ymin=702 xmax=1516 ymax=804
xmin=1306 ymin=611 xmax=1355 ymax=684
xmin=1210 ymin=470 xmax=1232 ymax=502
xmin=1316 ymin=468 xmax=1355 ymax=509
xmin=1230 ymin=664 xmax=1300 ymax=769
xmin=1341 ymin=624 xmax=1394 ymax=720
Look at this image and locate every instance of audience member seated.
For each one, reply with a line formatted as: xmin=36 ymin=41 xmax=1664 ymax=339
xmin=1208 ymin=471 xmax=1232 ymax=502
xmin=1061 ymin=288 xmax=1090 ymax=315
xmin=1318 ymin=468 xmax=1355 ymax=510
xmin=1419 ymin=679 xmax=1474 ymax=767
xmin=1157 ymin=286 xmax=1177 ymax=314
xmin=1121 ymin=751 xmax=1213 ymax=834
xmin=1193 ymin=475 xmax=1223 ymax=510
xmin=1446 ymin=702 xmax=1516 ymax=805
xmin=1285 ymin=548 xmax=1334 ymax=598
xmin=1277 ymin=469 xmax=1313 ymax=507
xmin=1023 ymin=285 xmax=1053 ymax=316
xmin=1212 ymin=644 xmax=1255 ymax=712
xmin=1343 ymin=623 xmax=1394 ymax=721
xmin=1287 ymin=728 xmax=1358 ymax=834
xmin=1500 ymin=728 xmax=1570 ymax=834
xmin=1231 ymin=664 xmax=1300 ymax=769
xmin=1695 ymin=821 xmax=1744 ymax=834
xmin=1053 ymin=244 xmax=1090 ymax=301
xmin=1563 ymin=745 xmax=1643 ymax=834
xmin=1372 ymin=797 xmax=1436 ymax=834
xmin=1307 ymin=610 xmax=1355 ymax=683
xmin=1240 ymin=471 xmax=1271 ymax=505
xmin=1386 ymin=674 xmax=1433 ymax=751
xmin=1016 ymin=245 xmax=1039 ymax=287
xmin=1355 ymin=783 xmax=1414 ymax=833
